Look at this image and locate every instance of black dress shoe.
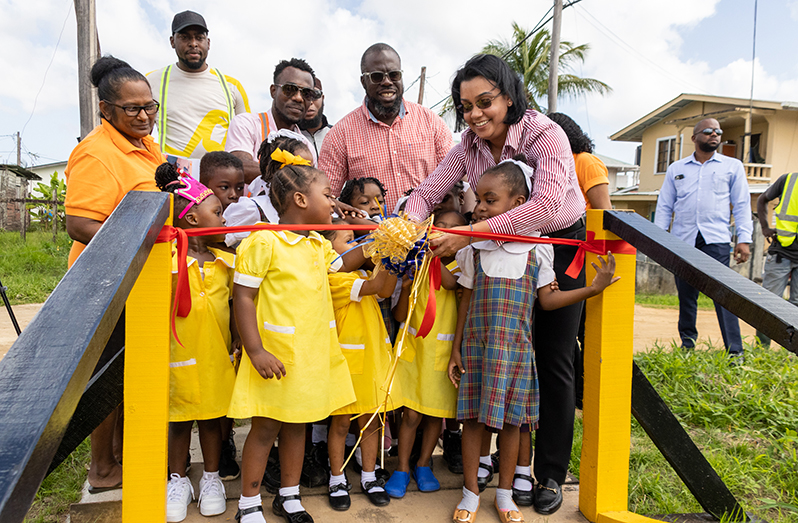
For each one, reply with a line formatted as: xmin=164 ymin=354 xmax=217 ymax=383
xmin=328 ymin=481 xmax=352 ymax=511
xmin=512 ymin=473 xmax=535 ymax=506
xmin=363 ymin=479 xmax=390 ymax=507
xmin=235 ymin=506 xmax=263 ymax=521
xmin=301 ymin=449 xmax=328 ymax=488
xmin=442 ymin=429 xmax=464 ymax=474
xmin=272 ymin=494 xmax=314 ymax=523
xmin=477 ymin=461 xmax=494 ymax=492
xmin=533 ymin=478 xmax=563 ymax=515
xmin=375 ymin=467 xmax=390 ymax=483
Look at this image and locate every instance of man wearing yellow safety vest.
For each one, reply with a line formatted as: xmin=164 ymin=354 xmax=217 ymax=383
xmin=756 ymin=172 xmax=798 ymax=347
xmin=147 ymin=10 xmax=250 ymax=160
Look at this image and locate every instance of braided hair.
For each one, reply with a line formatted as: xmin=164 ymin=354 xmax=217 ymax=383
xmin=339 ymin=177 xmax=387 ymax=206
xmin=155 ymin=162 xmax=192 ymax=218
xmin=481 ymin=154 xmax=531 ymax=199
xmin=268 ymin=164 xmax=321 ymax=217
xmin=257 ymin=136 xmax=312 ymax=186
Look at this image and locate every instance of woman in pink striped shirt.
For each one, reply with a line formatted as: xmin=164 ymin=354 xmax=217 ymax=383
xmin=405 ymin=54 xmax=585 ymax=518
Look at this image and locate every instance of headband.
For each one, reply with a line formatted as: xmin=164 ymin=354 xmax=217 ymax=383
xmin=271 ymin=148 xmax=312 ymax=169
xmin=266 ymin=128 xmax=306 ymax=143
xmin=168 ymin=176 xmax=215 ymax=219
xmin=498 ymin=158 xmax=534 ymax=195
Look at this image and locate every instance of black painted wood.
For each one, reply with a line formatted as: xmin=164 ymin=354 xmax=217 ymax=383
xmin=0 ymin=191 xmax=170 ymax=523
xmin=632 ymin=363 xmax=746 ymax=521
xmin=604 ymin=211 xmax=798 ymax=355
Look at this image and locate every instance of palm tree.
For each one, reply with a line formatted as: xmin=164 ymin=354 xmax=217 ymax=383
xmin=483 ymin=22 xmax=611 ymax=112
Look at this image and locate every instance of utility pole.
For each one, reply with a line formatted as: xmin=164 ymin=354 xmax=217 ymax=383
xmin=16 ymin=132 xmax=21 ymax=166
xmin=75 ymin=0 xmax=100 ymax=140
xmin=547 ymin=0 xmax=563 ymax=113
xmin=418 ymin=66 xmax=427 ymax=105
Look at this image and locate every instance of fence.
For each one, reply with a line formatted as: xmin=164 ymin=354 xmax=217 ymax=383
xmin=0 ymin=196 xmax=65 ymax=241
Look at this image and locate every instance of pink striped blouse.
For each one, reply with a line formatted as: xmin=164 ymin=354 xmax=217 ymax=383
xmin=405 ymin=110 xmax=585 ymax=236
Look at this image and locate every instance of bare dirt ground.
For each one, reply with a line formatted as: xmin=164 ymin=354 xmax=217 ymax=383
xmin=0 ymin=302 xmax=758 ymax=363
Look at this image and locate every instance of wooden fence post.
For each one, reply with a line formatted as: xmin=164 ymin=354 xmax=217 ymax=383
xmin=122 ymin=196 xmax=172 ymax=521
xmin=52 ymin=189 xmax=58 ymax=243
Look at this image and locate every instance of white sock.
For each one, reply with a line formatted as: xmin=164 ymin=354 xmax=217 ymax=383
xmin=279 ymin=485 xmax=304 ymax=513
xmin=361 ymin=470 xmax=384 ymax=493
xmin=355 ymin=447 xmax=363 ymax=468
xmin=478 ymin=455 xmax=492 ymax=478
xmin=238 ymin=493 xmax=265 ymax=523
xmin=329 ymin=473 xmax=348 ymax=497
xmin=513 ymin=466 xmax=532 ymax=491
xmin=345 ymin=433 xmax=357 ymax=447
xmin=457 ymin=486 xmax=480 ymax=512
xmin=312 ymin=424 xmax=328 ymax=444
xmin=201 ymin=470 xmax=220 ymax=482
xmin=496 ymin=488 xmax=518 ymax=511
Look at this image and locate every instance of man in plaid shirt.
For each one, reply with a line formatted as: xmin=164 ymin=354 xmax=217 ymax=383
xmin=319 ymin=43 xmax=453 ymax=212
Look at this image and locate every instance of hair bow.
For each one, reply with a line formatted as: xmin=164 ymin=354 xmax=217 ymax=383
xmin=271 ymin=148 xmax=312 ymax=169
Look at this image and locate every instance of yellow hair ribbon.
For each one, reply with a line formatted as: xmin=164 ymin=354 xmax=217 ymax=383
xmin=270 ymin=148 xmax=312 ymax=169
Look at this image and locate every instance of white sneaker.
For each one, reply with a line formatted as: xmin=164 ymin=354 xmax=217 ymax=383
xmin=198 ymin=473 xmax=227 ymax=516
xmin=166 ymin=474 xmax=194 ymax=522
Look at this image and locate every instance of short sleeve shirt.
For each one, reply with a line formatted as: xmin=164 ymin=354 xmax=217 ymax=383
xmin=574 ymin=152 xmax=609 ymax=210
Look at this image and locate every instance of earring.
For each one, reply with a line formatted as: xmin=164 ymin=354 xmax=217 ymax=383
xmin=508 ymin=101 xmax=512 ymax=106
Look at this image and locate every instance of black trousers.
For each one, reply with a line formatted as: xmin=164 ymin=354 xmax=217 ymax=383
xmin=533 ymin=224 xmax=585 ymax=484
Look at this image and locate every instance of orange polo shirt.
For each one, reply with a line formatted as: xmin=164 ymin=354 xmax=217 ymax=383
xmin=573 ymin=152 xmax=609 ymax=210
xmin=65 ymin=119 xmax=162 ymax=266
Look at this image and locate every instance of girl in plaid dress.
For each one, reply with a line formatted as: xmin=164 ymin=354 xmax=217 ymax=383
xmin=448 ymin=158 xmax=618 ymax=523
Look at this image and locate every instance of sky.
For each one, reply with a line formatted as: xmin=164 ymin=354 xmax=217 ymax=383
xmin=1 ymin=0 xmax=796 ymax=174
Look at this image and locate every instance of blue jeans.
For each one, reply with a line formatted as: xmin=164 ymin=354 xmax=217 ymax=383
xmin=755 ymin=252 xmax=798 ymax=347
xmin=674 ymin=234 xmax=743 ymax=354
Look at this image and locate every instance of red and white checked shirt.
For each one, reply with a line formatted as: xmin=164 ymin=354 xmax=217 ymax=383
xmin=406 ymin=110 xmax=585 ymax=237
xmin=319 ymin=99 xmax=453 ymax=211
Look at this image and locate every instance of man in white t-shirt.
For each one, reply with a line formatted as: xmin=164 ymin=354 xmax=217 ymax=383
xmin=225 ymin=58 xmax=319 ymax=183
xmin=147 ymin=10 xmax=250 ymax=160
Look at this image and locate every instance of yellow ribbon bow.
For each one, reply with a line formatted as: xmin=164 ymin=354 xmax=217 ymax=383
xmin=270 ymin=148 xmax=312 ymax=169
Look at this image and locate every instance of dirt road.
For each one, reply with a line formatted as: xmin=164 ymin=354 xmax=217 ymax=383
xmin=0 ymin=302 xmax=758 ymax=363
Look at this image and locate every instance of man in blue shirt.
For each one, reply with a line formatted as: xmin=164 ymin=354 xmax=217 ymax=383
xmin=654 ymin=118 xmax=752 ymax=358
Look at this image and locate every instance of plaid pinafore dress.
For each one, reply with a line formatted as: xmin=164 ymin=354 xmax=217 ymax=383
xmin=457 ymin=247 xmax=540 ymax=430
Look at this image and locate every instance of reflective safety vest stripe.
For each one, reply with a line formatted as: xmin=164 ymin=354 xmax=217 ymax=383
xmin=774 ymin=172 xmax=798 ymax=247
xmin=259 ymin=112 xmax=270 ymax=148
xmin=157 ymin=65 xmax=235 ymax=153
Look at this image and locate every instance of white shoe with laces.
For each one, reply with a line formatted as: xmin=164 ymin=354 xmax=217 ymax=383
xmin=166 ymin=473 xmax=194 ymax=522
xmin=198 ymin=473 xmax=227 ymax=516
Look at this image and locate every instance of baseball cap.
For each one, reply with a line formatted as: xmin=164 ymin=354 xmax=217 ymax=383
xmin=171 ymin=10 xmax=208 ymax=34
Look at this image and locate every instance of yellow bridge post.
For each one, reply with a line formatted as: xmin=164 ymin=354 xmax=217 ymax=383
xmin=123 ymin=202 xmax=172 ymax=521
xmin=579 ymin=209 xmax=655 ymax=523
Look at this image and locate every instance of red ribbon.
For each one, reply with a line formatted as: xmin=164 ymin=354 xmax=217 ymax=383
xmin=155 ymin=226 xmax=189 ymax=347
xmin=415 ymin=257 xmax=441 ymax=339
xmin=564 ymin=230 xmax=636 ymax=279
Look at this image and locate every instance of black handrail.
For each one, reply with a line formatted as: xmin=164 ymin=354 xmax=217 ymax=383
xmin=0 ymin=191 xmax=170 ymax=523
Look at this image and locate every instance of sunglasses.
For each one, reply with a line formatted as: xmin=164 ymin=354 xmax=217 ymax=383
xmin=275 ymin=83 xmax=322 ymax=101
xmin=361 ymin=70 xmax=403 ymax=84
xmin=698 ymin=128 xmax=723 ymax=136
xmin=104 ymin=100 xmax=160 ymax=117
xmin=457 ymin=92 xmax=502 ymax=114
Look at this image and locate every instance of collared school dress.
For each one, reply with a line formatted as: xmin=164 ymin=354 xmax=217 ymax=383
xmin=328 ymin=270 xmax=399 ymax=415
xmin=228 ymin=230 xmax=356 ymax=423
xmin=455 ymin=239 xmax=555 ymax=430
xmin=170 ymin=248 xmax=237 ymax=422
xmin=395 ymin=259 xmax=461 ymax=419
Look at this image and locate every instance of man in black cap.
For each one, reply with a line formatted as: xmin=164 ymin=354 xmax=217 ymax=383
xmin=147 ymin=10 xmax=250 ymax=160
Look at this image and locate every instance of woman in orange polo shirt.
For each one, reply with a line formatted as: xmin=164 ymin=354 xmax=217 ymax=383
xmin=65 ymin=55 xmax=162 ymax=493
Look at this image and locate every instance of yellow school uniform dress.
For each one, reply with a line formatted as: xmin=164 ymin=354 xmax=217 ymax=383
xmin=170 ymin=248 xmax=237 ymax=422
xmin=328 ymin=270 xmax=401 ymax=415
xmin=395 ymin=260 xmax=460 ymax=419
xmin=228 ymin=230 xmax=356 ymax=423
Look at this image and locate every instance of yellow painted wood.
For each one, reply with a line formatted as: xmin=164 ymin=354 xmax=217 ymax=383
xmin=123 ymin=202 xmax=172 ymax=522
xmin=597 ymin=511 xmax=663 ymax=523
xmin=579 ymin=209 xmax=637 ymax=521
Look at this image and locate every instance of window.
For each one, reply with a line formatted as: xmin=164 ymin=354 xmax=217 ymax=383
xmin=655 ymin=136 xmax=679 ymax=174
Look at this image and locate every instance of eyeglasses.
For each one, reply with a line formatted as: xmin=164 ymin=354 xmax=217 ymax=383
xmin=275 ymin=83 xmax=323 ymax=101
xmin=361 ymin=70 xmax=403 ymax=84
xmin=698 ymin=128 xmax=723 ymax=136
xmin=457 ymin=92 xmax=502 ymax=114
xmin=103 ymin=100 xmax=160 ymax=117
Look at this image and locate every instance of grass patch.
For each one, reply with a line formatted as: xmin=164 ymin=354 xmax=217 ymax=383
xmin=0 ymin=231 xmax=70 ymax=305
xmin=636 ymin=292 xmax=715 ymax=310
xmin=24 ymin=439 xmax=89 ymax=522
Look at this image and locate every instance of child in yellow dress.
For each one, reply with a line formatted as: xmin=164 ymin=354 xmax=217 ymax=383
xmin=155 ymin=163 xmax=237 ymax=522
xmin=383 ymin=210 xmax=468 ymax=498
xmin=230 ymin=152 xmax=365 ymax=523
xmin=320 ymin=221 xmax=398 ymax=511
